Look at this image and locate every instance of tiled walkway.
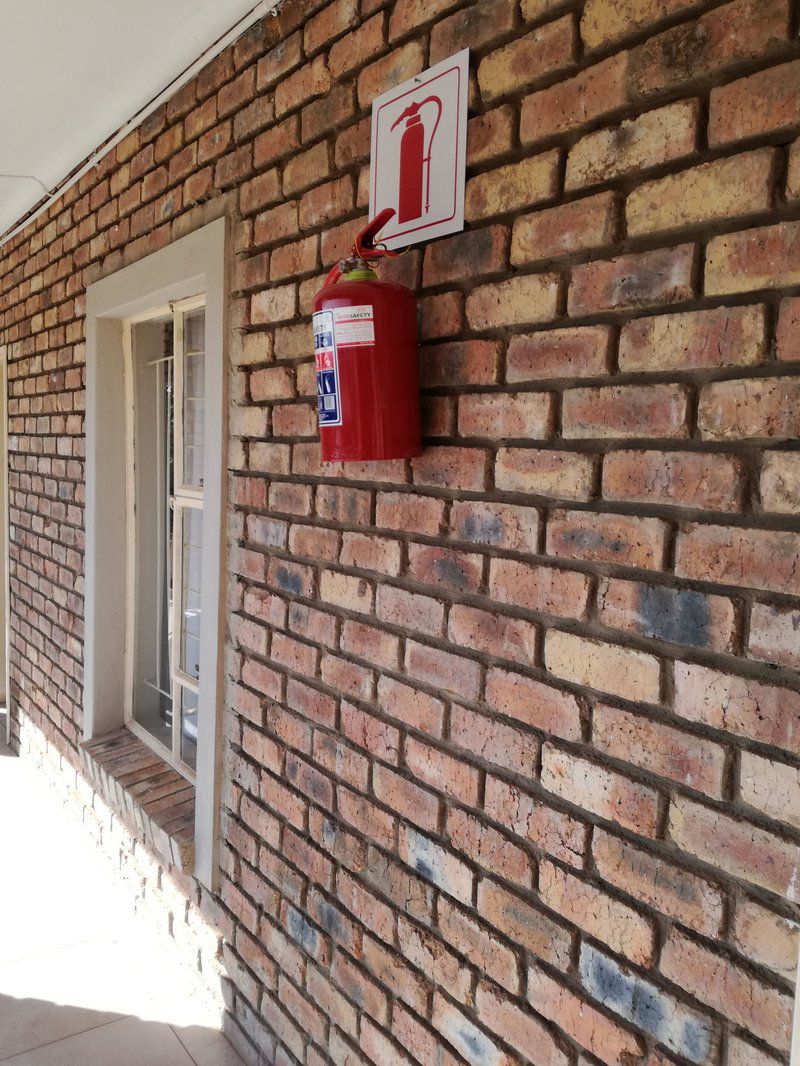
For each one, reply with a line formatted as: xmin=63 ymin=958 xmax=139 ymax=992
xmin=0 ymin=737 xmax=244 ymax=1066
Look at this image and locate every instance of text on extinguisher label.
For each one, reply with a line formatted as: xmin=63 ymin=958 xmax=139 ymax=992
xmin=313 ymin=309 xmax=343 ymax=427
xmin=333 ymin=304 xmax=375 ymax=346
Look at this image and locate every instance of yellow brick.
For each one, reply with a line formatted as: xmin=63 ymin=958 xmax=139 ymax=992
xmin=581 ymin=0 xmax=700 ymax=49
xmin=566 ymin=100 xmax=698 ymax=190
xmin=465 ymin=150 xmax=559 ymax=222
xmin=477 ymin=17 xmax=575 ymax=102
xmin=466 ymin=274 xmax=559 ymax=329
xmin=545 ymin=630 xmax=661 ymax=702
xmin=626 ymin=149 xmax=776 ymax=237
xmin=787 ymin=138 xmax=800 ymax=200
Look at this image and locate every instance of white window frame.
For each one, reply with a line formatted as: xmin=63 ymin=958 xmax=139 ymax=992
xmin=122 ymin=294 xmax=206 ymax=782
xmin=84 ymin=218 xmax=228 ymax=889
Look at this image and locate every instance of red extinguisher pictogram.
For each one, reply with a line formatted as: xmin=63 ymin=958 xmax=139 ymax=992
xmin=391 ymin=96 xmax=443 ymax=224
xmin=313 ymin=209 xmax=422 ymax=463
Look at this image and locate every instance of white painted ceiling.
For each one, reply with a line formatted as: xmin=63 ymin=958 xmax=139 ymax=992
xmin=0 ymin=0 xmax=264 ymax=240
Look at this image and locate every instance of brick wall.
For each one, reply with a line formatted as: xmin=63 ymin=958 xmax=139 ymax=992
xmin=1 ymin=0 xmax=800 ymax=1063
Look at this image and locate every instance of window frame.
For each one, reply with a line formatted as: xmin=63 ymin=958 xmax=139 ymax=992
xmin=84 ymin=218 xmax=228 ymax=890
xmin=122 ymin=294 xmax=207 ymax=782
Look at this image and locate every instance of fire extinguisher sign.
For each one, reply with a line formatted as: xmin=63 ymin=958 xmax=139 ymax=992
xmin=313 ymin=309 xmax=342 ymax=426
xmin=369 ymin=49 xmax=469 ymax=251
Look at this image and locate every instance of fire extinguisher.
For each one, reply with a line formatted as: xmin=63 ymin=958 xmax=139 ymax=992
xmin=313 ymin=208 xmax=422 ymax=463
xmin=391 ymin=96 xmax=442 ymax=224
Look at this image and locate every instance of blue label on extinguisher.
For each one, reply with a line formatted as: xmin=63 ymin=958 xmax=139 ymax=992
xmin=313 ymin=309 xmax=342 ymax=427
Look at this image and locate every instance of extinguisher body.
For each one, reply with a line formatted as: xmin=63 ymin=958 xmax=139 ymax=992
xmin=398 ymin=115 xmax=425 ymax=224
xmin=313 ymin=271 xmax=422 ymax=463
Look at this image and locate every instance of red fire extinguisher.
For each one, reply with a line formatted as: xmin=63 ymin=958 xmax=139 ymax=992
xmin=391 ymin=96 xmax=443 ymax=224
xmin=313 ymin=208 xmax=422 ymax=463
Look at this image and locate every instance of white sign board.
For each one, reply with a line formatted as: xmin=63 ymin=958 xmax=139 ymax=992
xmin=369 ymin=49 xmax=469 ymax=250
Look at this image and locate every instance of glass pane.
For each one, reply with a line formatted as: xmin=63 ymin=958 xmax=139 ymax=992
xmin=131 ymin=319 xmax=174 ymax=753
xmin=182 ymin=309 xmax=205 ymax=487
xmin=180 ymin=685 xmax=198 ymax=771
xmin=180 ymin=505 xmax=203 ymax=681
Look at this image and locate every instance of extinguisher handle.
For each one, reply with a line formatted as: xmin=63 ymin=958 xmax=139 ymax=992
xmin=354 ymin=208 xmax=396 ymax=256
xmin=322 ymin=209 xmax=398 ymax=288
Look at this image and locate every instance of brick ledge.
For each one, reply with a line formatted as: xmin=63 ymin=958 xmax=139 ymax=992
xmin=80 ymin=729 xmax=195 ymax=872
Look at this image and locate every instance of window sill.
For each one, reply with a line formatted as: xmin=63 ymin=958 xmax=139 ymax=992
xmin=80 ymin=729 xmax=195 ymax=872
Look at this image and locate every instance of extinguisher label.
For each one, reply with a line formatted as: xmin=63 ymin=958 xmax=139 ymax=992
xmin=333 ymin=304 xmax=375 ymax=346
xmin=313 ymin=309 xmax=343 ymax=427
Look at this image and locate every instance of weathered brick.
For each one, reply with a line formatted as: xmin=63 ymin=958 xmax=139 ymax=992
xmin=661 ymin=929 xmax=793 ymax=1050
xmin=594 ymin=702 xmax=726 ymax=797
xmin=329 ymin=13 xmax=385 ymax=79
xmin=458 ymin=391 xmax=552 ymax=439
xmin=450 ymin=706 xmax=539 ymax=778
xmin=710 ymin=59 xmax=800 ymax=145
xmin=627 ymin=0 xmax=790 ymax=99
xmin=593 ymin=828 xmax=724 ymax=938
xmin=485 ymin=666 xmax=582 ymax=741
xmin=478 ymin=879 xmax=573 ymax=968
xmin=699 ymin=377 xmax=800 ymax=442
xmin=546 ymin=630 xmax=661 ymax=704
xmin=569 ymin=244 xmax=696 ymax=315
xmin=627 ymin=149 xmax=776 ymax=237
xmin=449 ymin=604 xmax=538 ymax=667
xmin=527 ymin=963 xmax=646 ymax=1064
xmin=733 ymin=898 xmax=799 ymax=981
xmin=740 ymin=750 xmax=800 ymax=831
xmin=520 ymin=53 xmax=630 ymax=145
xmin=670 ymin=793 xmax=800 ymax=903
xmin=467 ymin=272 xmax=560 ymax=329
xmin=602 ymin=450 xmax=744 ymax=512
xmin=490 ymin=558 xmax=590 ymax=620
xmin=404 ymin=641 xmax=482 ymax=703
xmin=776 ymin=296 xmax=800 ymax=361
xmin=579 ymin=944 xmax=717 ymax=1063
xmin=467 ymin=106 xmax=515 ymax=167
xmin=507 ymin=326 xmax=612 ymax=382
xmin=357 ymin=41 xmax=425 ymax=108
xmin=477 ymin=16 xmax=576 ymax=102
xmin=465 ymin=151 xmax=560 ymax=222
xmin=706 ymin=220 xmax=800 ymax=295
xmin=420 ymin=340 xmax=500 ymax=386
xmin=546 ymin=510 xmax=667 ymax=570
xmin=422 ymin=226 xmax=508 ymax=287
xmin=567 ymin=99 xmax=698 ymax=190
xmin=581 ymin=0 xmax=703 ymax=48
xmin=475 ymin=980 xmax=569 ymax=1065
xmin=495 ymin=448 xmax=597 ymax=500
xmin=619 ymin=304 xmax=766 ymax=373
xmin=749 ymin=601 xmax=800 ymax=668
xmin=676 ymin=523 xmax=800 ymax=596
xmin=512 ymin=191 xmax=617 ymax=266
xmin=541 ymin=744 xmax=660 ymax=836
xmin=597 ymin=577 xmax=737 ymax=652
xmin=563 ymin=383 xmax=690 ymax=440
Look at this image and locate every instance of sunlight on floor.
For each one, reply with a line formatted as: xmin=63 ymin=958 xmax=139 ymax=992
xmin=0 ymin=738 xmax=244 ymax=1065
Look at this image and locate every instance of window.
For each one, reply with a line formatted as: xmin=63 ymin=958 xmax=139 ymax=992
xmin=84 ymin=217 xmax=227 ymax=888
xmin=124 ymin=297 xmax=207 ymax=778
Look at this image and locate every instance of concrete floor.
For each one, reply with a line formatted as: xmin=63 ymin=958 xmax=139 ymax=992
xmin=0 ymin=736 xmax=245 ymax=1066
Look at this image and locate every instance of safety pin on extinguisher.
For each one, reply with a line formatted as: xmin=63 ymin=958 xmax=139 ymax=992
xmin=390 ymin=95 xmax=443 ymax=225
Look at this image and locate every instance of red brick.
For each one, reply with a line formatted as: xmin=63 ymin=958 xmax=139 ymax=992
xmin=520 ymin=54 xmax=630 ymax=145
xmin=399 ymin=825 xmax=474 ymax=904
xmin=733 ymin=897 xmax=800 ymax=981
xmin=477 ymin=16 xmax=576 ymax=102
xmin=439 ymin=900 xmax=520 ymax=994
xmin=304 ymin=0 xmax=359 ymax=55
xmin=707 ymin=220 xmax=800 ymax=295
xmin=542 ymin=744 xmax=660 ymax=836
xmin=301 ymin=84 xmax=355 ymax=143
xmin=448 ymin=807 xmax=530 ymax=887
xmin=546 ymin=509 xmax=667 ymax=570
xmin=329 ymin=14 xmax=386 ymax=79
xmin=563 ymin=383 xmax=689 ymax=440
xmin=675 ymin=523 xmax=800 ymax=596
xmin=485 ymin=667 xmax=582 ymax=741
xmin=540 ymin=859 xmax=655 ymax=964
xmin=448 ymin=604 xmax=538 ymax=667
xmin=628 ymin=0 xmax=790 ymax=98
xmin=377 ymin=676 xmax=445 ymax=737
xmin=411 ymin=446 xmax=487 ymax=491
xmin=405 ymin=641 xmax=482 ymax=703
xmin=495 ymin=447 xmax=597 ymax=500
xmin=466 ymin=273 xmax=560 ymax=329
xmin=619 ymin=304 xmax=766 ymax=373
xmin=569 ymin=244 xmax=696 ymax=315
xmin=375 ymin=493 xmax=446 ymax=536
xmin=593 ymin=828 xmax=724 ymax=938
xmin=423 ymin=226 xmax=508 ymax=287
xmin=749 ymin=602 xmax=800 ymax=668
xmin=459 ymin=391 xmax=552 ymax=439
xmin=602 ymin=450 xmax=743 ymax=512
xmin=376 ymin=585 xmax=444 ymax=638
xmin=467 ymin=106 xmax=515 ymax=167
xmin=699 ymin=377 xmax=800 ymax=442
xmin=420 ymin=340 xmax=500 ymax=387
xmin=478 ymin=879 xmax=573 ymax=968
xmin=275 ymin=56 xmax=331 ymax=117
xmin=711 ymin=59 xmax=800 ymax=145
xmin=357 ymin=41 xmax=425 ymax=108
xmin=597 ymin=577 xmax=737 ymax=653
xmin=254 ymin=117 xmax=301 ymax=169
xmin=407 ymin=544 xmax=482 ymax=593
xmin=776 ymin=296 xmax=800 ymax=362
xmin=465 ymin=151 xmax=560 ymax=223
xmin=450 ymin=500 xmax=540 ymax=552
xmin=430 ymin=0 xmax=516 ymax=66
xmin=489 ymin=558 xmax=589 ymax=619
xmin=512 ymin=192 xmax=617 ymax=266
xmin=372 ymin=763 xmax=439 ymax=833
xmin=507 ymin=326 xmax=612 ymax=382
xmin=257 ymin=32 xmax=302 ymax=90
xmin=661 ymin=929 xmax=793 ymax=1051
xmin=450 ymin=706 xmax=539 ymax=778
xmin=594 ymin=702 xmax=726 ymax=797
